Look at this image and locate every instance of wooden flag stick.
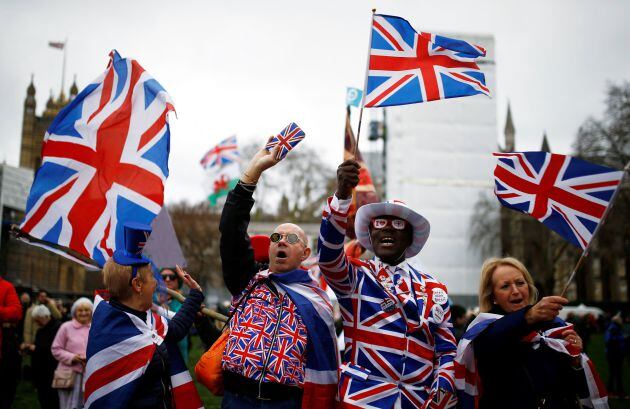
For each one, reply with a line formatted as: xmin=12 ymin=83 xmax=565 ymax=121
xmin=354 ymin=9 xmax=376 ymax=158
xmin=560 ymin=160 xmax=630 ymax=297
xmin=166 ymin=288 xmax=228 ymax=322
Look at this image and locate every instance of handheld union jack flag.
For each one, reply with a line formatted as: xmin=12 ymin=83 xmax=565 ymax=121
xmin=18 ymin=50 xmax=175 ymax=268
xmin=264 ymin=122 xmax=305 ymax=160
xmin=494 ymin=152 xmax=624 ymax=249
xmin=365 ymin=14 xmax=490 ymax=107
xmin=199 ymin=135 xmax=239 ymax=169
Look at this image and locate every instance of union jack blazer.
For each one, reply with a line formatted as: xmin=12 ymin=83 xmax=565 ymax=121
xmin=318 ymin=195 xmax=457 ymax=409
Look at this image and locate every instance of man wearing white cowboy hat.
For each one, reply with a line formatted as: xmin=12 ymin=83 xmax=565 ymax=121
xmin=317 ymin=159 xmax=458 ymax=409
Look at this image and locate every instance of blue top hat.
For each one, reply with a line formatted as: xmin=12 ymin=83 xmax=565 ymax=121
xmin=112 ymin=222 xmax=153 ymax=267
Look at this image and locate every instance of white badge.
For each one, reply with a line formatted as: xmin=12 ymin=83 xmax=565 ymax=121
xmin=432 ymin=288 xmax=448 ymax=305
xmin=432 ymin=304 xmax=445 ymax=324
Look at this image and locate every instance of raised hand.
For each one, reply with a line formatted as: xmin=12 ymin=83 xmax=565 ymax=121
xmin=175 ymin=265 xmax=202 ymax=292
xmin=336 ymin=159 xmax=361 ymax=199
xmin=524 ymin=296 xmax=568 ymax=325
xmin=240 ymin=142 xmax=282 ymax=184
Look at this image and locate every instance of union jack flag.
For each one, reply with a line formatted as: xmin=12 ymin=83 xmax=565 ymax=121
xmin=18 ymin=50 xmax=174 ymax=268
xmin=199 ymin=135 xmax=239 ymax=169
xmin=84 ymin=296 xmax=203 ymax=409
xmin=365 ymin=14 xmax=489 ymax=108
xmin=265 ymin=122 xmax=305 ymax=160
xmin=493 ymin=152 xmax=624 ymax=249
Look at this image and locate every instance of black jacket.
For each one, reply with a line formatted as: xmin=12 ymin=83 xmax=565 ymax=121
xmin=32 ymin=318 xmax=60 ymax=388
xmin=219 ymin=182 xmax=265 ymax=296
xmin=473 ymin=307 xmax=589 ymax=409
xmin=110 ymin=289 xmax=203 ymax=409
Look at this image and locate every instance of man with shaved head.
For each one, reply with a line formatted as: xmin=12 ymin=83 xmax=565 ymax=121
xmin=217 ymin=144 xmax=338 ymax=409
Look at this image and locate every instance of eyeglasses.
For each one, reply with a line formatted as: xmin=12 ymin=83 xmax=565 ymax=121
xmin=371 ymin=218 xmax=407 ymax=230
xmin=269 ymin=232 xmax=306 ymax=246
xmin=161 ymin=274 xmax=177 ymax=281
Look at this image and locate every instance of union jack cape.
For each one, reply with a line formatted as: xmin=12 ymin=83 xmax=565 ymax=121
xmin=84 ymin=295 xmax=203 ymax=409
xmin=454 ymin=313 xmax=608 ymax=409
xmin=494 ymin=152 xmax=624 ymax=249
xmin=365 ymin=14 xmax=489 ymax=108
xmin=18 ymin=50 xmax=174 ymax=268
xmin=233 ymin=269 xmax=339 ymax=408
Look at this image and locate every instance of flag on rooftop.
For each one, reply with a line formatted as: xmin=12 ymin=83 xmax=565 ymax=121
xmin=365 ymin=14 xmax=490 ymax=108
xmin=49 ymin=41 xmax=65 ymax=50
xmin=200 ymin=135 xmax=239 ymax=170
xmin=18 ymin=50 xmax=175 ymax=268
xmin=493 ymin=151 xmax=624 ymax=249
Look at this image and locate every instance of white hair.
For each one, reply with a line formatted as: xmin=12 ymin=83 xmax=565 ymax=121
xmin=31 ymin=305 xmax=51 ymax=320
xmin=71 ymin=297 xmax=94 ymax=317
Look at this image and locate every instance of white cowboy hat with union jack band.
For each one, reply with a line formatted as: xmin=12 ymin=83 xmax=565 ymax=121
xmin=355 ymin=199 xmax=430 ymax=259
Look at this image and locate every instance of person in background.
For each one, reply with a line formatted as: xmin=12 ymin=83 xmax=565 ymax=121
xmin=51 ymin=297 xmax=93 ymax=409
xmin=160 ymin=267 xmax=190 ymax=362
xmin=28 ymin=305 xmax=61 ymax=409
xmin=604 ymin=313 xmax=626 ymax=398
xmin=0 ymin=275 xmax=23 ymax=409
xmin=23 ymin=289 xmax=62 ymax=346
xmin=450 ymin=304 xmax=469 ymax=342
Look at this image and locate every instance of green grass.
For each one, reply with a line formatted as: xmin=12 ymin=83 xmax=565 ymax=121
xmin=12 ymin=335 xmax=630 ymax=408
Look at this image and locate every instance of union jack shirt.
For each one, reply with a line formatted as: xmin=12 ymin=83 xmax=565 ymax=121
xmin=494 ymin=151 xmax=624 ymax=249
xmin=366 ymin=14 xmax=489 ymax=108
xmin=318 ymin=195 xmax=457 ymax=408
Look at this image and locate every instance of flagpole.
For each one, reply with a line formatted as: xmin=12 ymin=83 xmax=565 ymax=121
xmin=560 ymin=160 xmax=630 ymax=297
xmin=354 ymin=9 xmax=376 ymax=158
xmin=61 ymin=38 xmax=67 ymax=95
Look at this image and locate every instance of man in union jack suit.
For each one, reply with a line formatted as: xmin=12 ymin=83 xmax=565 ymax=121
xmin=218 ymin=144 xmax=338 ymax=408
xmin=318 ymin=159 xmax=458 ymax=409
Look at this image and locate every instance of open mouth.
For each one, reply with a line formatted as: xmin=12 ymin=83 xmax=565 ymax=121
xmin=276 ymin=250 xmax=288 ymax=260
xmin=380 ymin=237 xmax=395 ymax=247
xmin=510 ymin=298 xmax=524 ymax=305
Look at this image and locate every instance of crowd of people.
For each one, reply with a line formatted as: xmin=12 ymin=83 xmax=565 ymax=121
xmin=0 ymin=144 xmax=628 ymax=408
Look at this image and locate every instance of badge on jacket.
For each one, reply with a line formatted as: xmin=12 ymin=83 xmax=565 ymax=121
xmin=380 ymin=298 xmax=396 ymax=313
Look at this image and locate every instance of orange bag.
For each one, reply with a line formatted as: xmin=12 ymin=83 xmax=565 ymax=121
xmin=194 ymin=329 xmax=229 ymax=396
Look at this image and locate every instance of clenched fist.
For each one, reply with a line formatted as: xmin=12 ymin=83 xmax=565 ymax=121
xmin=525 ymin=296 xmax=568 ymax=325
xmin=336 ymin=159 xmax=360 ymax=199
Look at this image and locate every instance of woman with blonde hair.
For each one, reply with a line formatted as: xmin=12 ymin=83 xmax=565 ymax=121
xmin=454 ymin=257 xmax=608 ymax=409
xmin=51 ymin=297 xmax=93 ymax=409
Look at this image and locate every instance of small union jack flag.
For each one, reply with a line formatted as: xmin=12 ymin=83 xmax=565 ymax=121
xmin=494 ymin=151 xmax=624 ymax=249
xmin=365 ymin=14 xmax=490 ymax=108
xmin=199 ymin=135 xmax=239 ymax=169
xmin=265 ymin=122 xmax=305 ymax=160
xmin=18 ymin=50 xmax=174 ymax=268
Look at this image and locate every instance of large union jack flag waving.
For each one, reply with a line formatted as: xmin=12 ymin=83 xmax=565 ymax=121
xmin=494 ymin=152 xmax=624 ymax=249
xmin=365 ymin=14 xmax=489 ymax=108
xmin=19 ymin=50 xmax=174 ymax=268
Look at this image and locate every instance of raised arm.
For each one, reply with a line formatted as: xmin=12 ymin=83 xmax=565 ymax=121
xmin=220 ymin=145 xmax=281 ymax=295
xmin=317 ymin=160 xmax=360 ymax=296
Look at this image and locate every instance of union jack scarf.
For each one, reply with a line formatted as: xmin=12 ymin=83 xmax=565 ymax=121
xmin=235 ymin=269 xmax=339 ymax=408
xmin=84 ymin=295 xmax=203 ymax=409
xmin=454 ymin=313 xmax=608 ymax=409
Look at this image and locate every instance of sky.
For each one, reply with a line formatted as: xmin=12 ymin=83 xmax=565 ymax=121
xmin=1 ymin=0 xmax=629 ymax=204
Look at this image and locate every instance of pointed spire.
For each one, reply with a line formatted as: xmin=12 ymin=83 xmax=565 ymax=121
xmin=541 ymin=130 xmax=551 ymax=152
xmin=27 ymin=73 xmax=36 ymax=96
xmin=504 ymin=101 xmax=515 ymax=151
xmin=69 ymin=74 xmax=78 ymax=97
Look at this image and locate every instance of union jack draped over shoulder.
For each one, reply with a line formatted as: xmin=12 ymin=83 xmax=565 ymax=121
xmin=19 ymin=50 xmax=174 ymax=268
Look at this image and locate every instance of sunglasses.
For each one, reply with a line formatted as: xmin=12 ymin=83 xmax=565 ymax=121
xmin=371 ymin=218 xmax=407 ymax=230
xmin=161 ymin=274 xmax=177 ymax=281
xmin=269 ymin=232 xmax=306 ymax=246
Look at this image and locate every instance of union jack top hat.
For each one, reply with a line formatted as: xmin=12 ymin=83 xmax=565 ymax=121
xmin=112 ymin=222 xmax=153 ymax=267
xmin=355 ymin=200 xmax=430 ymax=258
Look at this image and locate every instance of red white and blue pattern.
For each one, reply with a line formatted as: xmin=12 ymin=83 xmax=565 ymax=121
xmin=19 ymin=50 xmax=174 ymax=268
xmin=265 ymin=122 xmax=305 ymax=160
xmin=318 ymin=195 xmax=457 ymax=408
xmin=224 ymin=269 xmax=339 ymax=408
xmin=454 ymin=313 xmax=608 ymax=409
xmin=493 ymin=152 xmax=624 ymax=249
xmin=199 ymin=135 xmax=239 ymax=170
xmin=365 ymin=14 xmax=489 ymax=108
xmin=84 ymin=296 xmax=203 ymax=409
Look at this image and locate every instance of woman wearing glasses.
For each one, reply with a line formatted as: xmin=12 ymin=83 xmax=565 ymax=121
xmin=160 ymin=267 xmax=189 ymax=361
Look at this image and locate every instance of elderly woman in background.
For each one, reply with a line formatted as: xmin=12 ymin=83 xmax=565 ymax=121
xmin=455 ymin=257 xmax=607 ymax=409
xmin=51 ymin=297 xmax=93 ymax=409
xmin=28 ymin=304 xmax=61 ymax=409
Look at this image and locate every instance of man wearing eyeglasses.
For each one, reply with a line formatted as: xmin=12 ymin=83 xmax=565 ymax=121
xmin=217 ymin=145 xmax=338 ymax=409
xmin=317 ymin=159 xmax=458 ymax=409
